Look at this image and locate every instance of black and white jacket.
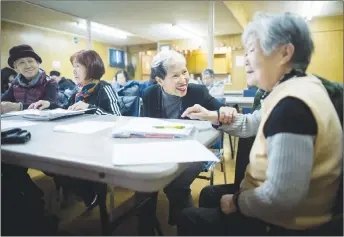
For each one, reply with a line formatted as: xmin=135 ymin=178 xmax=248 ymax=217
xmin=49 ymin=80 xmax=121 ymax=115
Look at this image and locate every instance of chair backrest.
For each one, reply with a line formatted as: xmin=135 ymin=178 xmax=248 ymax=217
xmin=118 ymin=96 xmax=141 ymax=117
xmin=243 ymin=87 xmax=257 ymax=97
xmin=210 ymin=133 xmax=224 ymax=150
xmin=242 ymin=88 xmax=257 ymax=114
xmin=215 ymin=97 xmax=226 ymax=106
xmin=117 ymin=81 xmax=141 ymax=97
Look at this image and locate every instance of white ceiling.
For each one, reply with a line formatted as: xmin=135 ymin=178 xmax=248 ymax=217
xmin=241 ymin=1 xmax=343 ymax=20
xmin=1 ymin=1 xmax=154 ymax=46
xmin=2 ymin=1 xmax=342 ymax=47
xmin=12 ymin=0 xmax=243 ymax=46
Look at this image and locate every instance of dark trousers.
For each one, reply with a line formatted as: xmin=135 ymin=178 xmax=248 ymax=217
xmin=2 ymin=164 xmax=59 ymax=236
xmin=177 ymin=184 xmax=314 ymax=236
xmin=136 ymin=162 xmax=205 ymax=235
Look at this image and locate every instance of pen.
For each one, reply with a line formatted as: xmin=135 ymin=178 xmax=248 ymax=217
xmin=153 ymin=125 xmax=185 ymax=129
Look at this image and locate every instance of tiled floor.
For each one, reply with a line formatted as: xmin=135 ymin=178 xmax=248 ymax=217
xmin=29 ymin=135 xmax=237 ymax=235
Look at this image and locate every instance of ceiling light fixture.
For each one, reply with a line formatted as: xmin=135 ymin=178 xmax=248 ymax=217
xmin=76 ymin=21 xmax=132 ymax=39
xmin=170 ymin=24 xmax=204 ymax=45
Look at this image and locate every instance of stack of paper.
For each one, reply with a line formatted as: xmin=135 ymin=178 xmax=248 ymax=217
xmin=112 ymin=140 xmax=219 ymax=166
xmin=112 ymin=117 xmax=194 ymax=139
xmin=21 ymin=108 xmax=87 ymax=121
xmin=2 ymin=108 xmax=90 ymax=121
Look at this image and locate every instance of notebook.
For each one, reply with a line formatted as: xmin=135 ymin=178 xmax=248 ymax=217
xmin=20 ymin=108 xmax=89 ymax=121
xmin=112 ymin=140 xmax=219 ymax=166
xmin=112 ymin=117 xmax=194 ymax=139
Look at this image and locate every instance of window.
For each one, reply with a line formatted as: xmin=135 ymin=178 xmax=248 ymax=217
xmin=109 ymin=48 xmax=125 ymax=68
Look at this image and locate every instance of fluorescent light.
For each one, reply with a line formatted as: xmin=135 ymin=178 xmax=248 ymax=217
xmin=175 ymin=24 xmax=203 ymax=38
xmin=301 ymin=1 xmax=327 ymax=21
xmin=170 ymin=24 xmax=204 ymax=45
xmin=76 ymin=21 xmax=132 ymax=39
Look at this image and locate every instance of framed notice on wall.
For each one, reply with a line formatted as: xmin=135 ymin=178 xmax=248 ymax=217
xmin=109 ymin=48 xmax=125 ymax=68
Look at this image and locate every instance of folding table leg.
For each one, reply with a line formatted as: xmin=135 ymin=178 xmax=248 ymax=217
xmin=210 ymin=166 xmax=215 ymax=185
xmin=109 ymin=186 xmax=115 ymax=222
xmin=220 ymin=159 xmax=227 ymax=184
xmin=229 ymin=135 xmax=235 ymax=159
xmin=98 ymin=184 xmax=111 ymax=235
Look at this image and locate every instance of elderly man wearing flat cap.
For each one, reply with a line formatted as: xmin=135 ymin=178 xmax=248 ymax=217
xmin=1 ymin=44 xmax=57 ymax=114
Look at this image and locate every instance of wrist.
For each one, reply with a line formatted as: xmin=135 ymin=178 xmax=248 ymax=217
xmin=207 ymin=111 xmax=219 ymax=123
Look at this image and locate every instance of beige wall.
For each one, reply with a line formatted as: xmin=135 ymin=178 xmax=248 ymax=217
xmin=159 ymin=15 xmax=343 ymax=90
xmin=1 ymin=21 xmax=125 ymax=81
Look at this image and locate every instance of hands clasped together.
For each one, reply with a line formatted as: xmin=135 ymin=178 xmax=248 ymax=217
xmin=181 ymin=104 xmax=238 ymax=125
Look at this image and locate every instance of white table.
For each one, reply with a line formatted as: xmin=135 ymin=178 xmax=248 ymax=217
xmin=1 ymin=114 xmax=221 ymax=193
xmin=224 ymin=90 xmax=243 ymax=97
xmin=225 ymin=96 xmax=254 ymax=108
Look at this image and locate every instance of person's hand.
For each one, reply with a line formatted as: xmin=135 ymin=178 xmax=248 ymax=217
xmin=0 ymin=102 xmax=21 ymax=114
xmin=218 ymin=107 xmax=238 ymax=124
xmin=28 ymin=100 xmax=51 ymax=110
xmin=181 ymin=104 xmax=218 ymax=122
xmin=68 ymin=101 xmax=89 ymax=111
xmin=220 ymin=194 xmax=236 ymax=215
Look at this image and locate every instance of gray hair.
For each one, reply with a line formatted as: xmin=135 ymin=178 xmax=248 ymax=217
xmin=202 ymin=69 xmax=215 ymax=78
xmin=242 ymin=12 xmax=314 ymax=71
xmin=150 ymin=50 xmax=186 ymax=80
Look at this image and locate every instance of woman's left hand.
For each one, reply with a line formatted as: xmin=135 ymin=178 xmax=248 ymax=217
xmin=220 ymin=194 xmax=237 ymax=215
xmin=68 ymin=101 xmax=89 ymax=111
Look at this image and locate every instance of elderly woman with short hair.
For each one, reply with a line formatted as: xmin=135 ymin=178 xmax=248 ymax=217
xmin=136 ymin=49 xmax=223 ymax=235
xmin=179 ymin=12 xmax=342 ymax=235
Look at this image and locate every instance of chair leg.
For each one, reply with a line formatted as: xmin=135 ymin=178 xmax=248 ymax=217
xmin=220 ymin=158 xmax=227 ymax=184
xmin=109 ymin=186 xmax=115 ymax=222
xmin=98 ymin=184 xmax=111 ymax=235
xmin=220 ymin=149 xmax=224 ymax=172
xmin=210 ymin=166 xmax=215 ymax=185
xmin=229 ymin=135 xmax=235 ymax=160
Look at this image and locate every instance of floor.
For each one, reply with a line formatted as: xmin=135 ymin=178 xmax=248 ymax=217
xmin=29 ymin=135 xmax=238 ymax=236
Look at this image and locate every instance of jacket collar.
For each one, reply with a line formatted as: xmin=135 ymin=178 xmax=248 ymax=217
xmin=15 ymin=69 xmax=47 ymax=88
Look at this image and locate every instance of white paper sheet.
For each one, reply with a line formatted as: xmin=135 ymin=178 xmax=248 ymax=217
xmin=53 ymin=121 xmax=117 ymax=134
xmin=1 ymin=120 xmax=38 ymax=130
xmin=112 ymin=117 xmax=194 ymax=138
xmin=112 ymin=140 xmax=219 ymax=166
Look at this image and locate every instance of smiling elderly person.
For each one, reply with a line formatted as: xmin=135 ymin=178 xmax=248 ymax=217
xmin=29 ymin=50 xmax=121 ymax=115
xmin=136 ymin=49 xmax=224 ymax=235
xmin=178 ymin=12 xmax=343 ymax=235
xmin=29 ymin=50 xmax=121 ymax=209
xmin=1 ymin=45 xmax=57 ymax=114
